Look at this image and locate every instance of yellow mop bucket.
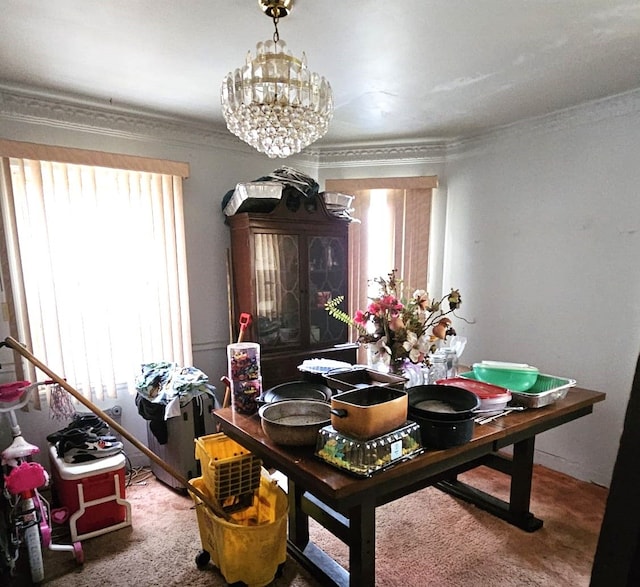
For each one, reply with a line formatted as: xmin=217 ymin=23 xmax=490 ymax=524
xmin=189 ymin=470 xmax=288 ymax=587
xmin=194 ymin=432 xmax=262 ymax=505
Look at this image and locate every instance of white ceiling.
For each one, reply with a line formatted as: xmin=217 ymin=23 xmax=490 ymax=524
xmin=2 ymin=0 xmax=640 ymax=147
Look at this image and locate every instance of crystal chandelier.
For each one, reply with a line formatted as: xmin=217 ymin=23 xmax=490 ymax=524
xmin=220 ymin=0 xmax=334 ymax=158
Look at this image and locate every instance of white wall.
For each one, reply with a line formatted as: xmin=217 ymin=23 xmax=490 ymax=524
xmin=443 ymin=102 xmax=640 ymax=486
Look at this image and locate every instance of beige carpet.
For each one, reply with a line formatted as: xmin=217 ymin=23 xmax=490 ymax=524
xmin=9 ymin=463 xmax=606 ymax=587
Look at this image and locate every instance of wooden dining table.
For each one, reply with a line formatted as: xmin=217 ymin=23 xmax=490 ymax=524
xmin=212 ymin=386 xmax=605 ymax=587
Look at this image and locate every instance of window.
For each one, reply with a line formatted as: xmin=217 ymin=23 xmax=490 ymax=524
xmin=325 ymin=176 xmax=436 ymax=361
xmin=0 ymin=140 xmax=192 ymax=403
xmin=367 ymin=190 xmax=395 ymax=288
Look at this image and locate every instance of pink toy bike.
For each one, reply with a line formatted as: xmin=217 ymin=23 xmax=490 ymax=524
xmin=1 ymin=380 xmax=82 ymax=583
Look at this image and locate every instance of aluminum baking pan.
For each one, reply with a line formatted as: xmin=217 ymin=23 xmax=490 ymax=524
xmin=508 ymin=375 xmax=576 ymax=408
xmin=223 ymin=181 xmax=283 ymax=216
xmin=459 ymin=371 xmax=576 ymax=408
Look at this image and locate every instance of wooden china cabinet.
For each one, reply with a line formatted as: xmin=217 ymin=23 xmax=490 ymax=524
xmin=227 ymin=188 xmax=357 ymax=388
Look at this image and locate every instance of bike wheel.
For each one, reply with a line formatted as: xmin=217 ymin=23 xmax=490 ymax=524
xmin=24 ymin=516 xmax=44 ymax=583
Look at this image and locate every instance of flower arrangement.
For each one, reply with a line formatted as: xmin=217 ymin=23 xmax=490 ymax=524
xmin=325 ymin=270 xmax=465 ymax=372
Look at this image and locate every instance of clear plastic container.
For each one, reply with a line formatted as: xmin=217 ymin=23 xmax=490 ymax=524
xmin=315 ymin=421 xmax=423 ymax=477
xmin=227 ymin=342 xmax=262 ymax=414
xmin=443 ymin=349 xmax=459 ymax=378
xmin=437 ymin=376 xmax=512 ymax=410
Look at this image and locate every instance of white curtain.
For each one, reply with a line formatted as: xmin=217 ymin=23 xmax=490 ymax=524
xmin=1 ymin=158 xmax=192 ymax=401
xmin=254 ymin=233 xmax=282 ymax=320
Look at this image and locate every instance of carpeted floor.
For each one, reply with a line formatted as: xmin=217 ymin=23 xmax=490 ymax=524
xmin=7 ymin=463 xmax=607 ymax=586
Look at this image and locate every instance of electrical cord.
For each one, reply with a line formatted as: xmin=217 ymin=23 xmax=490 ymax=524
xmin=125 ymin=457 xmax=154 ymax=487
xmin=123 ymin=451 xmax=151 ymax=487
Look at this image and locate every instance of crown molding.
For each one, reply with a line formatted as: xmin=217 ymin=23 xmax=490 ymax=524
xmin=444 ymin=86 xmax=640 ymax=160
xmin=0 ymin=84 xmax=254 ymax=156
xmin=309 ymin=140 xmax=448 ymax=168
xmin=313 ymin=87 xmax=640 ymax=165
xmin=2 ymin=83 xmax=640 ymax=167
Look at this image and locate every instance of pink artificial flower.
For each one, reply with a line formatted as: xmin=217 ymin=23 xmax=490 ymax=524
xmin=354 ymin=310 xmax=367 ymax=325
xmin=380 ymin=295 xmax=403 ymax=311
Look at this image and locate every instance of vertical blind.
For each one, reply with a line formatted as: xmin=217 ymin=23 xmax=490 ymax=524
xmin=0 ymin=156 xmax=192 ymax=401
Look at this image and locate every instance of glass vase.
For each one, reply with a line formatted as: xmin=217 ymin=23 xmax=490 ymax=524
xmin=367 ymin=345 xmax=390 ymax=373
xmin=400 ymin=360 xmax=424 ymax=388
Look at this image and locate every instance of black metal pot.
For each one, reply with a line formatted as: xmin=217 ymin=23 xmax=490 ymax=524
xmin=407 ymin=384 xmax=480 ymax=421
xmin=407 ymin=385 xmax=480 ymax=449
xmin=410 ymin=414 xmax=475 ymax=449
xmin=257 ymin=381 xmax=332 ymax=406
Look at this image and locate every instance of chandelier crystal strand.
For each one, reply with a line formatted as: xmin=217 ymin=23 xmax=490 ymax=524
xmin=220 ymin=5 xmax=333 ymax=158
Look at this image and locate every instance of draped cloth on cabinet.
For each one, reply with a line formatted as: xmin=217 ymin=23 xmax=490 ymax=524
xmin=254 ymin=233 xmax=283 ymax=320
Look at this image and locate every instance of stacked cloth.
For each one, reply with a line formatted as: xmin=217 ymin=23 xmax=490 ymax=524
xmin=48 ymin=413 xmax=123 ymax=464
xmin=135 ymin=362 xmax=216 ymax=444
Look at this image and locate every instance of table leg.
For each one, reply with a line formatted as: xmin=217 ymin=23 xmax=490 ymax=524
xmin=286 ymin=481 xmax=349 ymax=587
xmin=435 ymin=437 xmax=543 ymax=532
xmin=347 ymin=497 xmax=376 ymax=586
xmin=285 ymin=482 xmax=377 ymax=586
xmin=288 ymin=478 xmax=309 ymax=548
xmin=509 ymin=436 xmax=540 ymax=526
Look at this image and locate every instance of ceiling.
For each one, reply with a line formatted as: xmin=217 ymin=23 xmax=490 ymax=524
xmin=2 ymin=1 xmax=640 ymax=147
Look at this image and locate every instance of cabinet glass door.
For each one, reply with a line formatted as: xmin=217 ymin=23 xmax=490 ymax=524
xmin=308 ymin=236 xmax=348 ymax=345
xmin=254 ymin=233 xmax=300 ymax=349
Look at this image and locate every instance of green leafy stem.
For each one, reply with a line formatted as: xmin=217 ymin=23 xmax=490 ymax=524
xmin=324 ymin=295 xmax=368 ymax=337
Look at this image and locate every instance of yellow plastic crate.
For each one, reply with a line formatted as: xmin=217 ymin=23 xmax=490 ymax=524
xmin=194 ymin=433 xmax=262 ymax=500
xmin=190 ymin=472 xmax=288 ymax=587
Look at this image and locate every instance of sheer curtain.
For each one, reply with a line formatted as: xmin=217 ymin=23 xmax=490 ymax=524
xmin=0 ymin=153 xmax=192 ymax=401
xmin=254 ymin=233 xmax=282 ymax=320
